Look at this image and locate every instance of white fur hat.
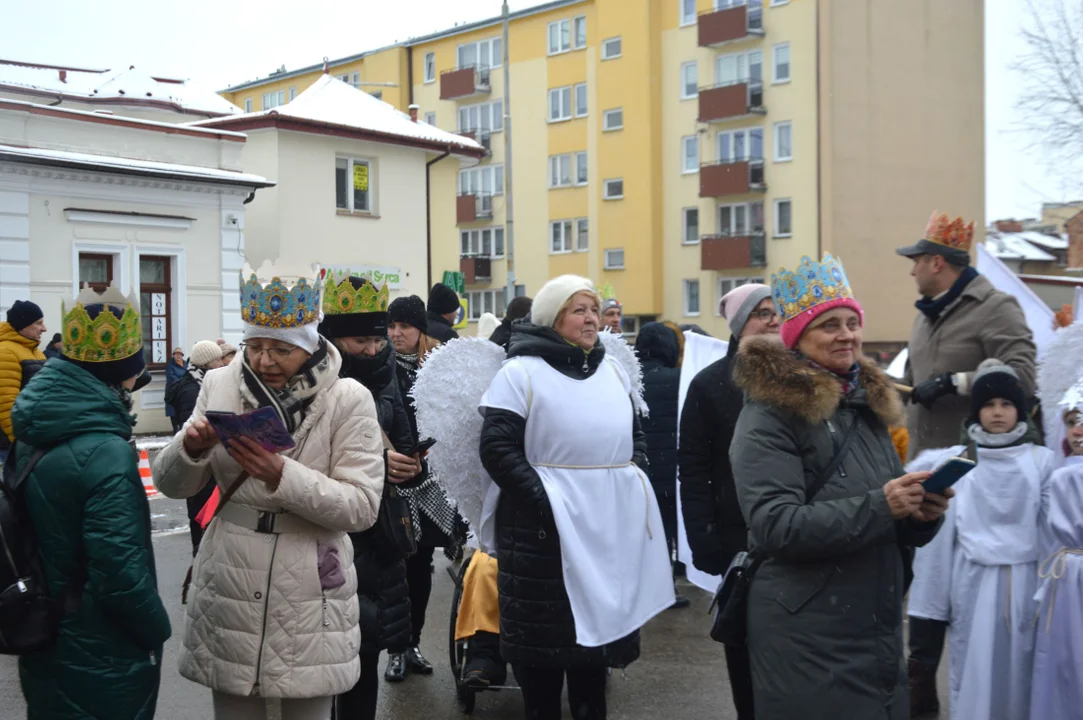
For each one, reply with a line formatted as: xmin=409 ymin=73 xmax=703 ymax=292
xmin=531 ymin=275 xmax=598 ymax=328
xmin=477 ymin=312 xmax=500 ymax=340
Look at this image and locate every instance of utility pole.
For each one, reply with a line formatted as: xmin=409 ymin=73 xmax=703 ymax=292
xmin=502 ymin=0 xmax=516 ymax=307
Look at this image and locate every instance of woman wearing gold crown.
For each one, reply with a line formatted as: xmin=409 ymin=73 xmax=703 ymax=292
xmin=12 ymin=285 xmax=171 ymax=720
xmin=728 ymin=254 xmax=952 ymax=720
xmin=153 ymin=263 xmax=386 ymax=720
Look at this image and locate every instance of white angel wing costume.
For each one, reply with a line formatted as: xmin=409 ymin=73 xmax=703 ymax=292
xmin=1038 ymin=320 xmax=1083 ymax=464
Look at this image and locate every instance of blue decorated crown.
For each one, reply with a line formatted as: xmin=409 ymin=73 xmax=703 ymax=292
xmin=771 ymin=253 xmax=854 ymax=323
xmin=239 ymin=261 xmax=322 ymax=329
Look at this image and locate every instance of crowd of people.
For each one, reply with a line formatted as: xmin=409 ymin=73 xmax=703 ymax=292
xmin=0 ymin=208 xmax=1080 ymax=720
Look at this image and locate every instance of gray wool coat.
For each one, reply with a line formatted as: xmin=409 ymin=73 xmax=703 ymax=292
xmin=730 ymin=337 xmax=942 ymax=720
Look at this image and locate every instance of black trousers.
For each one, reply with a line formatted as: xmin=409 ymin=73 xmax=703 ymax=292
xmin=334 ymin=650 xmax=380 ymax=720
xmin=405 ymin=545 xmax=436 ymax=646
xmin=513 ymin=665 xmax=607 ymax=720
xmin=724 ymin=644 xmax=755 ymax=720
xmin=909 ymin=616 xmax=948 ymax=673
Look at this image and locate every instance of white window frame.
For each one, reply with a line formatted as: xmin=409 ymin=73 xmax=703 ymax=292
xmin=774 ymin=121 xmax=793 ymax=162
xmin=715 ymin=49 xmax=763 ymax=86
xmin=774 ymin=198 xmax=793 ymax=238
xmin=465 ymin=290 xmax=506 ymax=321
xmin=288 ymin=87 xmax=296 ymax=102
xmin=548 ymin=86 xmax=573 ymax=122
xmin=603 ymin=178 xmax=624 ymax=200
xmin=548 ymin=19 xmax=571 ymax=55
xmin=602 ymin=37 xmax=623 ymax=60
xmin=602 ymin=108 xmax=624 ymax=131
xmin=717 ymin=127 xmax=765 ymax=162
xmin=550 ymin=219 xmax=574 ymax=254
xmin=716 ymin=276 xmax=767 ymax=315
xmin=682 ymin=207 xmax=700 ymax=245
xmin=575 ymin=218 xmax=589 ymax=251
xmin=423 ymin=111 xmax=436 ymax=126
xmin=548 ymin=154 xmax=574 ymax=189
xmin=459 ymin=165 xmax=505 ymax=196
xmin=682 ymin=136 xmax=699 ymax=174
xmin=457 ymin=38 xmax=502 ymax=69
xmin=424 ymin=52 xmax=436 ymax=83
xmin=574 ymin=16 xmax=587 ymax=49
xmin=574 ymin=82 xmax=588 ymax=117
xmin=681 ymin=61 xmax=698 ymax=99
xmin=458 ymin=101 xmax=504 ymax=133
xmin=718 ymin=201 xmax=765 ymax=236
xmin=262 ymin=90 xmax=285 ymax=110
xmin=770 ymin=0 xmax=790 ymax=5
xmin=336 ymin=156 xmax=374 ymax=213
xmin=772 ymin=43 xmax=791 ymax=84
xmin=683 ymin=279 xmax=701 ymax=317
xmin=244 ymin=98 xmax=252 ymax=113
xmin=574 ymin=151 xmax=588 ymax=185
xmin=460 ymin=227 xmax=507 ymax=259
xmin=680 ymin=0 xmax=697 ymax=26
xmin=604 ymin=248 xmax=626 ymax=270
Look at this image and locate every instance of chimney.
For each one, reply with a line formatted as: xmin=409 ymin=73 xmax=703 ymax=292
xmin=994 ymin=219 xmax=1023 ymax=233
xmin=408 ymin=104 xmax=420 ymax=123
xmin=1066 ymin=211 xmax=1083 ymax=268
xmin=58 ymin=69 xmax=67 ymax=83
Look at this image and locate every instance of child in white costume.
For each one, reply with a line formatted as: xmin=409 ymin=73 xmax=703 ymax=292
xmin=907 ymin=360 xmax=1054 ymax=720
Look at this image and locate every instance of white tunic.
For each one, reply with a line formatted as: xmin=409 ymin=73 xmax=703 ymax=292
xmin=479 ymin=355 xmax=675 ymax=647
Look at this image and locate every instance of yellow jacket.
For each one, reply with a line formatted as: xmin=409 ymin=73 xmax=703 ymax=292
xmin=889 ymin=426 xmax=910 ymax=466
xmin=0 ymin=322 xmax=46 ymax=442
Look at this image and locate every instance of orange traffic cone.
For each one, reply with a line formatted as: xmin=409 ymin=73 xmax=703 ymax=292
xmin=138 ymin=449 xmax=158 ymax=498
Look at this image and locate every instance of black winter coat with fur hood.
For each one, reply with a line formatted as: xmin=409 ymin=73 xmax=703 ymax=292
xmin=729 ymin=336 xmax=942 ymax=720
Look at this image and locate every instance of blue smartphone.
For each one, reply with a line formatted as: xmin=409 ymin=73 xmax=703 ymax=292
xmin=922 ymin=457 xmax=975 ymax=495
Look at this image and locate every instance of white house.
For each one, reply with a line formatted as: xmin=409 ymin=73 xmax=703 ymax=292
xmin=0 ymin=98 xmax=272 ymax=433
xmin=191 ymin=73 xmax=486 ymax=299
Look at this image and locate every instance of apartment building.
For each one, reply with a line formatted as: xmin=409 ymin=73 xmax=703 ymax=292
xmin=219 ymin=0 xmax=983 ymax=345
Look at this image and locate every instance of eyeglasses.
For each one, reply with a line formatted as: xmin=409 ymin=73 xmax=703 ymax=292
xmin=240 ymin=342 xmax=297 ymax=362
xmin=750 ymin=309 xmax=778 ymax=322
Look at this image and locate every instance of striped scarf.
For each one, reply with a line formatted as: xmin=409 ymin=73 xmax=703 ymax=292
xmin=241 ymin=339 xmax=330 ymax=433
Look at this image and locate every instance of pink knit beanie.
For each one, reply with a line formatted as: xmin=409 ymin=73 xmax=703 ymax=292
xmin=779 ymin=297 xmax=864 ymax=349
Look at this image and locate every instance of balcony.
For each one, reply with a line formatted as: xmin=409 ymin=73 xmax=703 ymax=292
xmin=698 ymin=3 xmax=764 ymax=48
xmin=700 ymin=158 xmax=766 ymax=197
xmin=456 ymin=192 xmax=493 ymax=224
xmin=698 ymin=80 xmax=765 ymax=122
xmin=458 ymin=127 xmax=493 ymax=152
xmin=460 ymin=255 xmax=492 ymax=285
xmin=701 ymin=233 xmax=767 ymax=271
xmin=440 ymin=64 xmax=491 ymax=101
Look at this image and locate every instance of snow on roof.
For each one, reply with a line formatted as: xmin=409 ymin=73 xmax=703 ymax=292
xmin=1018 ymin=231 xmax=1069 ymax=250
xmin=983 ymin=234 xmax=1057 ymax=262
xmin=0 ymin=143 xmax=272 ymax=187
xmin=192 ymin=74 xmax=484 ymax=155
xmin=0 ymin=60 xmax=240 ymax=116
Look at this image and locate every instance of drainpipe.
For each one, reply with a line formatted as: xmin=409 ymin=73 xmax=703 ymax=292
xmin=426 ymin=148 xmax=452 ymax=289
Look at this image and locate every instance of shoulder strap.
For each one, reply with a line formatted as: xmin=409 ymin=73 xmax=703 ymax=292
xmin=3 ymin=442 xmax=49 ymax=493
xmin=211 ymin=471 xmax=250 ymax=521
xmin=807 ymin=413 xmax=861 ymax=502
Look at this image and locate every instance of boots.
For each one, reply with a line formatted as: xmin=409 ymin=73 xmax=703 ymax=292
xmin=463 ymin=631 xmax=506 ymax=690
xmin=404 ymin=645 xmax=434 ymax=675
xmin=384 ymin=652 xmax=407 ymax=683
xmin=908 ymin=657 xmax=940 ymax=717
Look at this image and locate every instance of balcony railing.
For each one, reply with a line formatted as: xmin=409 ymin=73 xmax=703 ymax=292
xmin=456 ymin=192 xmax=493 ymax=224
xmin=698 ymin=2 xmax=764 ymax=48
xmin=698 ymin=79 xmax=765 ymax=122
xmin=701 ymin=232 xmax=767 ymax=271
xmin=440 ymin=64 xmax=492 ymax=101
xmin=460 ymin=255 xmax=492 ymax=285
xmin=699 ymin=157 xmax=767 ymax=197
xmin=458 ymin=127 xmax=493 ymax=151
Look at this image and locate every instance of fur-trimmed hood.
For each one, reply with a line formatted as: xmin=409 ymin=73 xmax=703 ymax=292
xmin=733 ymin=335 xmax=904 ymax=427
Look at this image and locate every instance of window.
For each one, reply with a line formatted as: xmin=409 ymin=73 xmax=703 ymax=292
xmin=774 ymin=121 xmax=793 ymax=161
xmin=459 ymin=165 xmax=504 ymax=196
xmin=78 ymin=253 xmax=113 ymax=293
xmin=575 ymin=83 xmax=588 ymax=117
xmin=369 ymin=91 xmax=383 ymax=101
xmin=683 ymin=279 xmax=701 ymax=316
xmin=717 ymin=276 xmax=767 ymax=313
xmin=548 ymin=86 xmax=573 ymax=121
xmin=771 ymin=0 xmax=790 ymax=5
xmin=335 ymin=157 xmax=371 ymax=213
xmin=717 ymin=127 xmax=764 ymax=161
xmin=458 ymin=38 xmax=502 ymax=69
xmin=576 ymin=218 xmax=589 ymax=251
xmin=549 ymin=154 xmax=584 ymax=187
xmin=550 ymin=219 xmax=574 ymax=253
xmin=716 ymin=50 xmax=762 ymax=86
xmin=773 ymin=43 xmax=791 ymax=83
xmin=574 ymin=16 xmax=587 ymax=49
xmin=682 ymin=208 xmax=700 ymax=244
xmin=719 ymin=202 xmax=765 ymax=235
xmin=548 ymin=19 xmax=571 ymax=54
xmin=243 ymin=98 xmax=252 ymax=113
xmin=289 ymin=87 xmax=297 ymax=101
xmin=681 ymin=62 xmax=698 ymax=99
xmin=682 ymin=136 xmax=699 ymax=173
xmin=424 ymin=52 xmax=436 ymax=83
xmin=603 ymin=178 xmax=624 ymax=199
xmin=681 ymin=0 xmax=697 ymax=26
xmin=458 ymin=101 xmax=503 ymax=133
xmin=603 ymin=108 xmax=624 ymax=131
xmin=460 ymin=228 xmax=506 ymax=258
xmin=604 ymin=249 xmax=625 ymax=270
xmin=465 ymin=290 xmax=506 ymax=320
xmin=774 ymin=199 xmax=793 ymax=237
xmin=602 ymin=37 xmax=622 ymax=60
xmin=349 ymin=72 xmax=361 ymax=89
xmin=575 ymin=152 xmax=588 ymax=185
xmin=262 ymin=90 xmax=285 ymax=110
xmin=139 ymin=256 xmax=171 ymax=369
xmin=424 ymin=111 xmax=436 ymax=126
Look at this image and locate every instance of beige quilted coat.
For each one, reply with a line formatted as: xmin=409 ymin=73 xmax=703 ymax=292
xmin=153 ymin=344 xmax=384 ymax=699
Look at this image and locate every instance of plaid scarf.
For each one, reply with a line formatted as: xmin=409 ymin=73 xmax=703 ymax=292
xmin=397 ymin=474 xmax=464 ymax=561
xmin=241 ymin=339 xmax=331 ymax=433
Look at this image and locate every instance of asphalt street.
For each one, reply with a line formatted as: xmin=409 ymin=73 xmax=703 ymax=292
xmin=0 ymin=493 xmax=952 ymax=719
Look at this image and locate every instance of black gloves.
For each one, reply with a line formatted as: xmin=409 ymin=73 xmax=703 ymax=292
xmin=911 ymin=373 xmax=956 ymax=409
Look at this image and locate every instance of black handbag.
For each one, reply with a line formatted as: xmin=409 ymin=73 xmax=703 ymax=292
xmin=709 ymin=414 xmax=861 ymax=647
xmin=377 ymin=484 xmax=417 ymax=557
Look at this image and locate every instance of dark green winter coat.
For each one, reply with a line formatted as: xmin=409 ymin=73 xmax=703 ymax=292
xmin=730 ymin=337 xmax=941 ymax=720
xmin=11 ymin=358 xmax=171 ymax=720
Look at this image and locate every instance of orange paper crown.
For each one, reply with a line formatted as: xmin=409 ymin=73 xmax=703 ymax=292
xmin=924 ymin=211 xmax=975 ymax=252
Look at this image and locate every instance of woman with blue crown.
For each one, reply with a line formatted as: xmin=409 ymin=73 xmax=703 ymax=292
xmin=153 ymin=261 xmax=386 ymax=720
xmin=728 ymin=254 xmax=952 ymax=720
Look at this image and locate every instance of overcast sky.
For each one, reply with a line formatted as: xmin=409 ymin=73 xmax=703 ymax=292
xmin=4 ymin=0 xmax=1071 ymax=223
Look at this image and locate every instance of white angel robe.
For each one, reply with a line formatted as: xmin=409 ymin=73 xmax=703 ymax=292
xmin=1030 ymin=455 xmax=1083 ymax=720
xmin=479 ymin=354 xmax=675 ymax=647
xmin=907 ymin=440 xmax=1054 ymax=720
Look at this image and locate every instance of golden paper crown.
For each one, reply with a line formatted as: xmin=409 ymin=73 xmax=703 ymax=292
xmin=322 ymin=270 xmax=390 ymax=316
xmin=63 ymin=285 xmax=143 ymax=363
xmin=924 ymin=211 xmax=975 ymax=252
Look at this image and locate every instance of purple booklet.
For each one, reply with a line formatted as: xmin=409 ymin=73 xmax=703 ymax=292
xmin=204 ymin=407 xmax=296 ymax=453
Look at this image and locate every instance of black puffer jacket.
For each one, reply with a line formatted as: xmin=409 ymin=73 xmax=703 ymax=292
xmin=167 ymin=371 xmax=202 ymax=428
xmin=479 ymin=323 xmax=647 ymax=669
xmin=678 ymin=338 xmax=748 ymax=575
xmin=425 ymin=312 xmax=458 ymax=343
xmin=634 ymin=323 xmax=681 ymax=501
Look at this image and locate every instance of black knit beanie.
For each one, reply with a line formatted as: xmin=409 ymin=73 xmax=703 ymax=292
xmin=428 ymin=283 xmax=461 ymax=315
xmin=969 ymin=359 xmax=1026 ymax=426
xmin=388 ymin=295 xmax=428 ymax=333
xmin=6 ymin=300 xmax=43 ymax=332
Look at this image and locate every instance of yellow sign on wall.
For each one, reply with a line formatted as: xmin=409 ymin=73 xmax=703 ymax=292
xmin=353 ymin=164 xmax=369 ymax=191
xmin=452 ymin=298 xmax=469 ymax=330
